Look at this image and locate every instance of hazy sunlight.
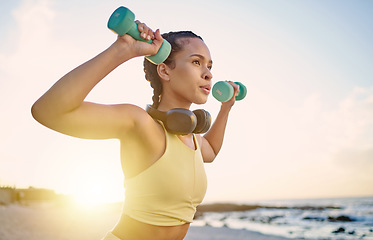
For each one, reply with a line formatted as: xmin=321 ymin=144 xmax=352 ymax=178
xmin=69 ymin=172 xmax=124 ymax=207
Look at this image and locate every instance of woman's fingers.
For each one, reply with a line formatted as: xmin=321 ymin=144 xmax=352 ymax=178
xmin=135 ymin=20 xmax=155 ymax=41
xmin=228 ymin=81 xmax=239 ymax=97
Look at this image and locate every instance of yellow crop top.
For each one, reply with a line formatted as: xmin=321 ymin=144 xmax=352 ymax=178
xmin=122 ymin=123 xmax=208 ymax=226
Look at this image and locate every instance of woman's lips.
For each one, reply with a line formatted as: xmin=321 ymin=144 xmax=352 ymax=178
xmin=200 ymin=85 xmax=211 ymax=95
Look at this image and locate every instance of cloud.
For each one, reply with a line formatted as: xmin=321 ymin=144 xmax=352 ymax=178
xmin=326 ymin=87 xmax=373 ymax=183
xmin=326 ymin=87 xmax=373 ymax=151
xmin=0 ymin=0 xmax=71 ymax=187
xmin=333 ymin=147 xmax=373 ymax=173
xmin=0 ymin=0 xmax=56 ymax=141
xmin=0 ymin=0 xmax=55 ymax=75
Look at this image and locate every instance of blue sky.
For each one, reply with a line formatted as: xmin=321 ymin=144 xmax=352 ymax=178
xmin=1 ymin=0 xmax=372 ymax=203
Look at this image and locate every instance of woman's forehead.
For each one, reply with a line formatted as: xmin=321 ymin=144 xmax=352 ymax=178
xmin=176 ymin=38 xmax=212 ymax=61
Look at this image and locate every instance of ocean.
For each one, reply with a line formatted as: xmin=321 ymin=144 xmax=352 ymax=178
xmin=193 ymin=196 xmax=373 ymax=240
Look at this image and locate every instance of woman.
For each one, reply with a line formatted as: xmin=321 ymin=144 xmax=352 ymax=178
xmin=32 ymin=20 xmax=238 ymax=240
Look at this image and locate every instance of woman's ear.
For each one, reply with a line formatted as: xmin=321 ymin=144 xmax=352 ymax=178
xmin=157 ymin=63 xmax=170 ymax=81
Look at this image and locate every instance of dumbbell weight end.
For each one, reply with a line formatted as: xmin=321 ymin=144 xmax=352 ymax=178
xmin=108 ymin=6 xmax=171 ymax=64
xmin=212 ymin=81 xmax=247 ymax=102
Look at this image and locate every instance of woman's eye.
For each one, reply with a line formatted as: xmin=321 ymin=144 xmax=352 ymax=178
xmin=193 ymin=60 xmax=200 ymax=65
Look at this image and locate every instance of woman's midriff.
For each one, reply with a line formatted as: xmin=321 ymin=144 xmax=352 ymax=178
xmin=111 ymin=214 xmax=190 ymax=240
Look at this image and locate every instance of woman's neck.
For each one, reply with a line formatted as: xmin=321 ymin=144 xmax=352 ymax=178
xmin=157 ymin=97 xmax=192 ymax=112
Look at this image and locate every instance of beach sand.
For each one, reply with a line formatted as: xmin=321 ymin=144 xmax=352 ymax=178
xmin=0 ymin=203 xmax=290 ymax=240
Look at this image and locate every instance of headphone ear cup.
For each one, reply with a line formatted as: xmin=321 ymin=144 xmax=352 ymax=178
xmin=165 ymin=109 xmax=197 ymax=135
xmin=192 ymin=109 xmax=211 ymax=134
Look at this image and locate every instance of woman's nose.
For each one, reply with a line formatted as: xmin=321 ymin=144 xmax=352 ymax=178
xmin=203 ymin=68 xmax=213 ymax=81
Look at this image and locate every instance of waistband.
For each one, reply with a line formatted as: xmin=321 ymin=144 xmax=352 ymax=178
xmin=101 ymin=232 xmax=122 ymax=240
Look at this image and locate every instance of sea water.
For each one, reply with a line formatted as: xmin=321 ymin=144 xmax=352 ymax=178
xmin=193 ymin=196 xmax=373 ymax=239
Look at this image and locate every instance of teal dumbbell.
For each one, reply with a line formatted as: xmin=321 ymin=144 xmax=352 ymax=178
xmin=212 ymin=81 xmax=247 ymax=102
xmin=108 ymin=6 xmax=171 ymax=65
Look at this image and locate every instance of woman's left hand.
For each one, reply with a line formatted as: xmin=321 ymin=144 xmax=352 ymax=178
xmin=221 ymin=81 xmax=239 ymax=108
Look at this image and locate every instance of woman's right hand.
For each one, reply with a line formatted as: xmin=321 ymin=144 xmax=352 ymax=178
xmin=113 ymin=21 xmax=164 ymax=60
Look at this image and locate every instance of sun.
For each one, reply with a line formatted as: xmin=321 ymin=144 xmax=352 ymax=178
xmin=68 ymin=169 xmax=124 ymax=207
xmin=72 ymin=185 xmax=124 ymax=208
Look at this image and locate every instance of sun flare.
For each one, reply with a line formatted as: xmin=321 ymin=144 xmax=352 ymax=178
xmin=68 ymin=169 xmax=124 ymax=207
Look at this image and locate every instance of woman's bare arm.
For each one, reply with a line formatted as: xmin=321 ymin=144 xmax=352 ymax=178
xmin=31 ymin=28 xmax=163 ymax=139
xmin=200 ymin=82 xmax=239 ymax=163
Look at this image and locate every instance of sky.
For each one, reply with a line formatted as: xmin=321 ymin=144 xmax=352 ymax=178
xmin=1 ymin=0 xmax=373 ymax=204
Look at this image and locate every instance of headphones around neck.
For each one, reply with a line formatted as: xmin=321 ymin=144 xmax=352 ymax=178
xmin=146 ymin=104 xmax=211 ymax=135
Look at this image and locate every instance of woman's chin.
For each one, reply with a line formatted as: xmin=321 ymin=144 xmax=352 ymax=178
xmin=194 ymin=98 xmax=208 ymax=105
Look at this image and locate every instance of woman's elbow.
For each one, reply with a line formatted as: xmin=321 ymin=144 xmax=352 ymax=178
xmin=202 ymin=149 xmax=218 ymax=163
xmin=31 ymin=100 xmax=41 ymax=121
xmin=204 ymin=157 xmax=216 ymax=163
xmin=31 ymin=99 xmax=49 ymax=125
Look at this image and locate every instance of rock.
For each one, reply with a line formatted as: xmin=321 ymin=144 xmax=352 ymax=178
xmin=336 ymin=215 xmax=354 ymax=222
xmin=219 ymin=216 xmax=227 ymax=221
xmin=303 ymin=216 xmax=325 ymax=221
xmin=332 ymin=227 xmax=345 ymax=234
xmin=328 ymin=215 xmax=354 ymax=222
xmin=268 ymin=215 xmax=282 ymax=223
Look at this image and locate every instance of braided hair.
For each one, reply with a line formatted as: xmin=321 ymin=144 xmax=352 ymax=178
xmin=143 ymin=31 xmax=203 ymax=109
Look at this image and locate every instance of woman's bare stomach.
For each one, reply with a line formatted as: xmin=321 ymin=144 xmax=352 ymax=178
xmin=111 ymin=214 xmax=190 ymax=240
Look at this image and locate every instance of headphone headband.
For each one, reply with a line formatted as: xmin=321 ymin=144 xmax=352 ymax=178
xmin=146 ymin=104 xmax=211 ymax=135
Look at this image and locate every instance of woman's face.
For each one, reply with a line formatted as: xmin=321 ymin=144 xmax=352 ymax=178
xmin=166 ymin=38 xmax=213 ymax=106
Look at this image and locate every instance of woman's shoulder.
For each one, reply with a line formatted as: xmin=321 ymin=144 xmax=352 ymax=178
xmin=116 ymin=103 xmax=164 ymax=142
xmin=113 ymin=103 xmax=151 ymax=124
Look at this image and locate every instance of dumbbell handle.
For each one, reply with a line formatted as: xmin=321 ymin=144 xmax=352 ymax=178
xmin=107 ymin=6 xmax=171 ymax=64
xmin=212 ymin=81 xmax=247 ymax=102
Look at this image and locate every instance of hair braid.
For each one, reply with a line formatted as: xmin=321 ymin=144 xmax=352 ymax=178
xmin=150 ymin=76 xmax=162 ymax=109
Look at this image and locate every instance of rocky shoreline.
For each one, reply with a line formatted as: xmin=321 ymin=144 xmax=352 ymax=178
xmin=196 ymin=202 xmax=341 ymax=212
xmin=195 ymin=202 xmax=342 ymax=220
